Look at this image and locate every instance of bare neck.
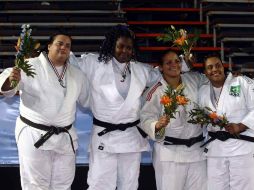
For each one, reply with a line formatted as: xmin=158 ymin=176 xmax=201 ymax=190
xmin=211 ymin=80 xmax=225 ymax=88
xmin=163 ymin=75 xmax=181 ymax=89
xmin=48 ymin=55 xmax=66 ymax=67
xmin=211 ymin=77 xmax=226 ymax=88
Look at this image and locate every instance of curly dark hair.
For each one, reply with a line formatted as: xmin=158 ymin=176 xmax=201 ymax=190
xmin=98 ymin=24 xmax=138 ymax=63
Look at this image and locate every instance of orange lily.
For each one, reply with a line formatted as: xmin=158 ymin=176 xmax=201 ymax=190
xmin=174 ymin=36 xmax=186 ymax=46
xmin=176 ymin=95 xmax=188 ymax=105
xmin=209 ymin=112 xmax=218 ymax=120
xmin=160 ymin=95 xmax=172 ymax=105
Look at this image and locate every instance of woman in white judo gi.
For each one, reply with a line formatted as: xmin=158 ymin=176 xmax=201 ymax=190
xmin=71 ymin=25 xmax=161 ymax=190
xmin=199 ymin=55 xmax=254 ymax=190
xmin=0 ymin=33 xmax=89 ymax=190
xmin=140 ymin=50 xmax=207 ymax=190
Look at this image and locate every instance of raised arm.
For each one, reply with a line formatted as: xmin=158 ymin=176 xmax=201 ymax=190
xmin=144 ymin=64 xmax=161 ymax=88
xmin=69 ymin=52 xmax=99 ymax=81
xmin=78 ymin=73 xmax=90 ymax=108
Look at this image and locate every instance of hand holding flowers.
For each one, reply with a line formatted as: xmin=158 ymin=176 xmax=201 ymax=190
xmin=157 ymin=25 xmax=200 ymax=65
xmin=188 ymin=104 xmax=229 ymax=129
xmin=11 ymin=24 xmax=40 ymax=88
xmin=155 ymin=115 xmax=170 ymax=132
xmin=156 ymin=84 xmax=189 ymax=137
xmin=160 ymin=84 xmax=189 ymax=119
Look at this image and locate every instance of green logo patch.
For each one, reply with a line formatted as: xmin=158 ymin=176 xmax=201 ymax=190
xmin=229 ymin=85 xmax=240 ymax=97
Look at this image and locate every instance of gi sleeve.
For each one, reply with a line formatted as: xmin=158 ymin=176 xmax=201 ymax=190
xmin=182 ymin=71 xmax=208 ymax=91
xmin=188 ymin=71 xmax=208 ymax=89
xmin=77 ymin=73 xmax=90 ymax=108
xmin=69 ymin=52 xmax=98 ymax=80
xmin=180 ymin=57 xmax=190 ymax=73
xmin=198 ymin=73 xmax=209 ymax=89
xmin=240 ymin=77 xmax=254 ymax=130
xmin=140 ymin=85 xmax=165 ymax=141
xmin=143 ymin=64 xmax=161 ymax=88
xmin=0 ymin=68 xmax=19 ymax=97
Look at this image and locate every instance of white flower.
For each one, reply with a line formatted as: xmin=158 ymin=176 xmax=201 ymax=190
xmin=179 ymin=29 xmax=187 ymax=38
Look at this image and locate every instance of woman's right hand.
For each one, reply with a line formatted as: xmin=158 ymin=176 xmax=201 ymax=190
xmin=2 ymin=67 xmax=21 ymax=91
xmin=155 ymin=115 xmax=170 ymax=132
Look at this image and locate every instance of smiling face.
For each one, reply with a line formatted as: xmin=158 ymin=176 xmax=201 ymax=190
xmin=48 ymin=34 xmax=71 ymax=65
xmin=204 ymin=56 xmax=226 ymax=87
xmin=114 ymin=37 xmax=133 ymax=63
xmin=160 ymin=51 xmax=182 ymax=78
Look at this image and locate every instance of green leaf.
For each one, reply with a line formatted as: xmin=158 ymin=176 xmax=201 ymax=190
xmin=14 ymin=24 xmax=38 ymax=79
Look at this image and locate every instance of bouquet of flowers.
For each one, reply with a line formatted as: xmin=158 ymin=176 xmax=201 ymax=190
xmin=188 ymin=104 xmax=229 ymax=129
xmin=160 ymin=84 xmax=189 ymax=119
xmin=157 ymin=25 xmax=200 ymax=63
xmin=12 ymin=24 xmax=40 ymax=87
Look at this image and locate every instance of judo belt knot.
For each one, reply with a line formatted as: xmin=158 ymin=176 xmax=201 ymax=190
xmin=51 ymin=126 xmax=65 ymax=135
xmin=19 ymin=115 xmax=75 ymax=154
xmin=209 ymin=131 xmax=231 ymax=141
xmin=164 ymin=134 xmax=204 ymax=147
xmin=200 ymin=131 xmax=254 ymax=147
xmin=93 ymin=117 xmax=147 ymax=137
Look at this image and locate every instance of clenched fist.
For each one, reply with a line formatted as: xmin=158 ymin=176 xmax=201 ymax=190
xmin=155 ymin=115 xmax=170 ymax=132
xmin=224 ymin=123 xmax=247 ymax=135
xmin=2 ymin=67 xmax=21 ymax=91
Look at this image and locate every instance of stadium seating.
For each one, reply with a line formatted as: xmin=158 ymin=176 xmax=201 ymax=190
xmin=0 ymin=0 xmax=125 ymax=70
xmin=200 ymin=0 xmax=254 ymax=73
xmin=0 ymin=0 xmax=254 ymax=74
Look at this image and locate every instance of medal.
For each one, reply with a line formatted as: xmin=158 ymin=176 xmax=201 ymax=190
xmin=59 ymin=79 xmax=66 ymax=88
xmin=47 ymin=54 xmax=67 ymax=88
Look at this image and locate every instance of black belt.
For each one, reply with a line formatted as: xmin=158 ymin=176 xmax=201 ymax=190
xmin=164 ymin=134 xmax=204 ymax=147
xmin=93 ymin=117 xmax=147 ymax=137
xmin=20 ymin=115 xmax=75 ymax=153
xmin=201 ymin=131 xmax=254 ymax=147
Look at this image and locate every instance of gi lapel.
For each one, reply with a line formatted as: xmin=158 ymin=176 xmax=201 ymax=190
xmin=216 ymin=73 xmax=232 ymax=113
xmin=59 ymin=67 xmax=78 ymax=112
xmin=40 ymin=52 xmax=67 ymax=92
xmin=209 ymin=84 xmax=217 ymax=109
xmin=111 ymin=62 xmax=146 ymax=121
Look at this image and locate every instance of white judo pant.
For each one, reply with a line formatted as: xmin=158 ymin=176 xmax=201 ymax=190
xmin=87 ymin=149 xmax=141 ymax=190
xmin=207 ymin=154 xmax=254 ymax=190
xmin=153 ymin=152 xmax=207 ymax=190
xmin=17 ymin=127 xmax=76 ymax=190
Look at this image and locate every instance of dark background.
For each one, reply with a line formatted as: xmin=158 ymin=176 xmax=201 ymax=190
xmin=0 ymin=164 xmax=156 ymax=190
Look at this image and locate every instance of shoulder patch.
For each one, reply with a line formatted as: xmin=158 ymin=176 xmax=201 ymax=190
xmin=243 ymin=75 xmax=254 ymax=84
xmin=146 ymin=82 xmax=162 ymax=101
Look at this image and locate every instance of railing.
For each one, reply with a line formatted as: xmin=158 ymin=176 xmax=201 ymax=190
xmin=200 ymin=0 xmax=254 ymax=21
xmin=213 ymin=24 xmax=254 ymax=47
xmin=205 ymin=11 xmax=254 ymax=33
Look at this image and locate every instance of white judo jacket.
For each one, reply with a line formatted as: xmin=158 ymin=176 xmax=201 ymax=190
xmin=140 ymin=72 xmax=207 ymax=162
xmin=71 ymin=53 xmax=161 ymax=153
xmin=0 ymin=52 xmax=90 ymax=154
xmin=199 ymin=73 xmax=254 ymax=157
